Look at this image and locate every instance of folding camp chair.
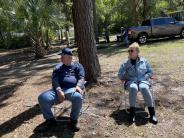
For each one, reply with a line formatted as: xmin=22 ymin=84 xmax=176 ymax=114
xmin=121 ymin=77 xmax=157 ymax=114
xmin=52 ymin=81 xmax=89 ymax=122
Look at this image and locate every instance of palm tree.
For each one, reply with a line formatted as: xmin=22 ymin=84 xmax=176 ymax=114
xmin=16 ymin=0 xmax=62 ymax=58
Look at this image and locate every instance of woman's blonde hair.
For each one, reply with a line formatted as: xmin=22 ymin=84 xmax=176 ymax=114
xmin=128 ymin=42 xmax=140 ymax=52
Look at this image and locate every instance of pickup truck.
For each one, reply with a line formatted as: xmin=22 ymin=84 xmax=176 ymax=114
xmin=128 ymin=17 xmax=184 ymax=44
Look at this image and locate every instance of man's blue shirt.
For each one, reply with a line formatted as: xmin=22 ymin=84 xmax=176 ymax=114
xmin=52 ymin=61 xmax=85 ymax=91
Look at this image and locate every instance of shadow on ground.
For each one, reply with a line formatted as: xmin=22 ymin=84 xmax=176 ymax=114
xmin=0 ymin=55 xmax=57 ymax=108
xmin=97 ymin=37 xmax=183 ymax=57
xmin=97 ymin=42 xmax=128 ymax=57
xmin=0 ymin=104 xmax=41 ymax=137
xmin=145 ymin=36 xmax=182 ymax=45
xmin=30 ymin=116 xmax=75 ymax=138
xmin=110 ymin=108 xmax=149 ymax=126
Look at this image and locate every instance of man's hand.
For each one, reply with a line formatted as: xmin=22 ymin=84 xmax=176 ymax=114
xmin=150 ymin=75 xmax=157 ymax=80
xmin=76 ymin=86 xmax=83 ymax=94
xmin=57 ymin=90 xmax=65 ymax=103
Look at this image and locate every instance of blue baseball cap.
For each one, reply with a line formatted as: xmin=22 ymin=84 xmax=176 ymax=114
xmin=58 ymin=48 xmax=73 ymax=56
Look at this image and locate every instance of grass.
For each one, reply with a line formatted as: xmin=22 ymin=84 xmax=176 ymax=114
xmin=98 ymin=38 xmax=184 ymax=83
xmin=0 ymin=37 xmax=184 ymax=138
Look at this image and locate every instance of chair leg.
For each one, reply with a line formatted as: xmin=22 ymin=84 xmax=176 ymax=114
xmin=79 ymin=88 xmax=90 ymax=115
xmin=124 ymin=91 xmax=130 ymax=114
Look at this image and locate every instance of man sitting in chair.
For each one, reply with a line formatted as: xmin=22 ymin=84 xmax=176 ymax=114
xmin=38 ymin=48 xmax=85 ymax=132
xmin=118 ymin=42 xmax=158 ymax=124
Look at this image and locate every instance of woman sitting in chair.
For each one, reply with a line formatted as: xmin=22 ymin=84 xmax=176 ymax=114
xmin=118 ymin=42 xmax=158 ymax=124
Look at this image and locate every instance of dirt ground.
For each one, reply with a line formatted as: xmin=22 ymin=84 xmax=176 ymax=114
xmin=0 ymin=38 xmax=184 ymax=138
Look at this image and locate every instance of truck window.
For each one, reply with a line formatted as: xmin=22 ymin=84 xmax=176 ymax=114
xmin=142 ymin=20 xmax=151 ymax=26
xmin=153 ymin=18 xmax=166 ymax=25
xmin=165 ymin=18 xmax=175 ymax=24
xmin=169 ymin=11 xmax=184 ymax=21
xmin=175 ymin=13 xmax=181 ymax=21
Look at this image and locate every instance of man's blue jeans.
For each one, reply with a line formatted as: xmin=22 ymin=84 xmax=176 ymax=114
xmin=38 ymin=88 xmax=83 ymax=120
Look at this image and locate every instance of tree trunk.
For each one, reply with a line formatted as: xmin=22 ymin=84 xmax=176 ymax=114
xmin=72 ymin=0 xmax=101 ymax=83
xmin=143 ymin=0 xmax=147 ymax=20
xmin=130 ymin=0 xmax=139 ymax=26
xmin=58 ymin=28 xmax=63 ymax=42
xmin=31 ymin=32 xmax=46 ymax=59
xmin=104 ymin=18 xmax=110 ymax=43
xmin=34 ymin=41 xmax=46 ymax=59
xmin=47 ymin=0 xmax=52 ymax=5
xmin=143 ymin=0 xmax=151 ymax=20
xmin=45 ymin=29 xmax=50 ymax=49
xmin=105 ymin=27 xmax=110 ymax=43
xmin=65 ymin=26 xmax=70 ymax=46
xmin=168 ymin=0 xmax=175 ymax=11
xmin=92 ymin=0 xmax=99 ymax=43
xmin=0 ymin=31 xmax=4 ymax=44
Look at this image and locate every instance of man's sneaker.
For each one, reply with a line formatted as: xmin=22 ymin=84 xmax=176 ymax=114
xmin=68 ymin=118 xmax=80 ymax=132
xmin=36 ymin=118 xmax=57 ymax=133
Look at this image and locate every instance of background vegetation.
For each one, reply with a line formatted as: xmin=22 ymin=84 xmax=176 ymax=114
xmin=0 ymin=0 xmax=183 ymax=49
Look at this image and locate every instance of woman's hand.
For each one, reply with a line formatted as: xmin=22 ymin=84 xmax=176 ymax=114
xmin=57 ymin=90 xmax=65 ymax=103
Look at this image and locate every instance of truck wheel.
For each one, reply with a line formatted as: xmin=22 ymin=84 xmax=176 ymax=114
xmin=138 ymin=33 xmax=147 ymax=44
xmin=180 ymin=29 xmax=184 ymax=38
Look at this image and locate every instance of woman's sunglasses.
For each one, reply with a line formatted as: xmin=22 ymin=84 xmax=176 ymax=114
xmin=128 ymin=49 xmax=134 ymax=53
